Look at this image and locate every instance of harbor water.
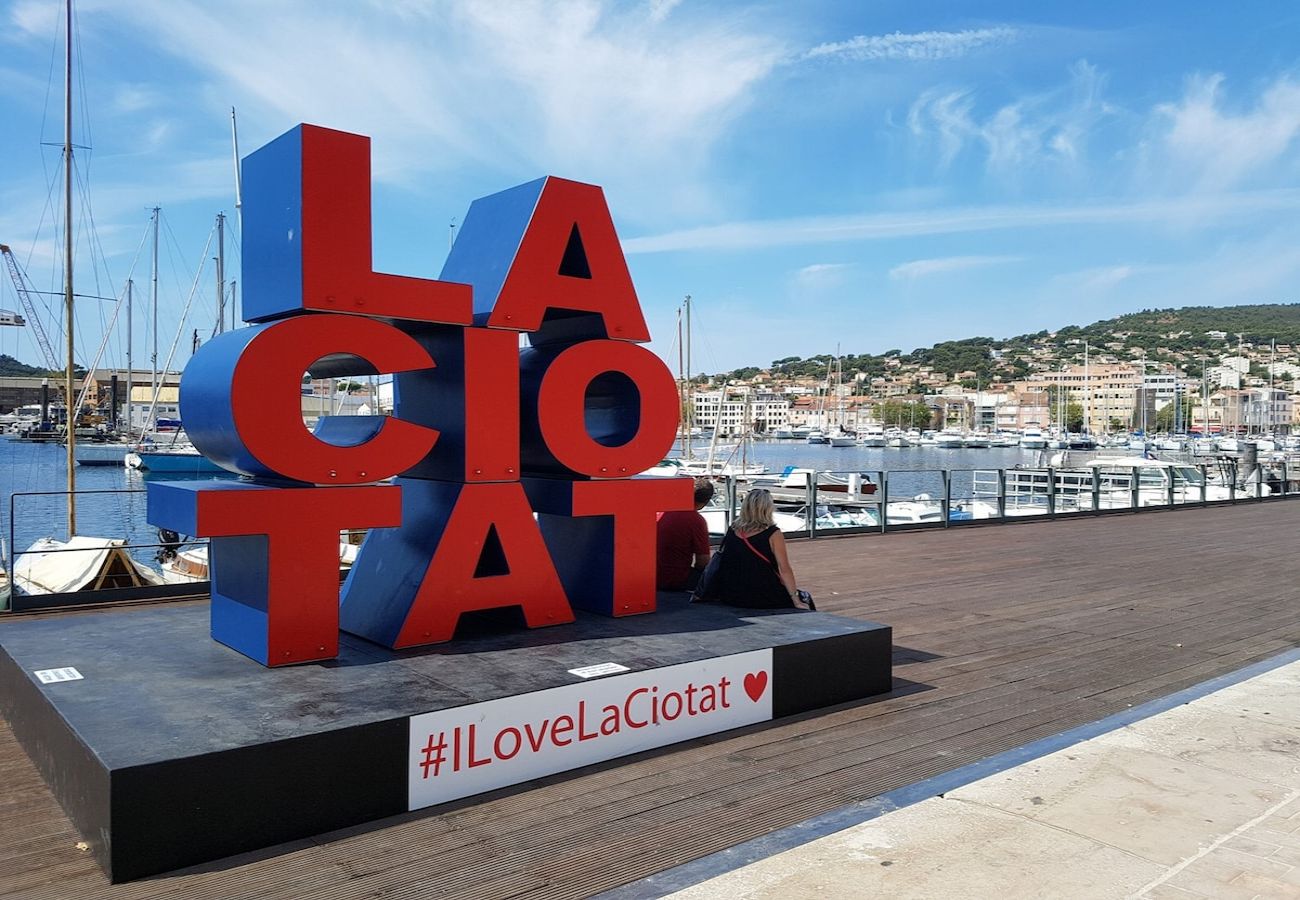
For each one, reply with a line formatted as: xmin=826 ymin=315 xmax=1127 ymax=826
xmin=673 ymin=439 xmax=1040 ymax=499
xmin=0 ymin=438 xmax=227 ymax=567
xmin=1 ymin=435 xmax=1042 ymax=569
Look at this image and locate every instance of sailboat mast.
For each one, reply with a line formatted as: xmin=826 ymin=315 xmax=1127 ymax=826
xmin=684 ymin=294 xmax=692 ymax=461
xmin=150 ymin=206 xmax=159 ymax=411
xmin=215 ymin=213 xmax=225 ymax=335
xmin=125 ymin=278 xmax=133 ymax=440
xmin=230 ymin=107 xmax=243 ymax=238
xmin=681 ymin=305 xmax=691 ymax=457
xmin=62 ymin=0 xmax=76 ymax=537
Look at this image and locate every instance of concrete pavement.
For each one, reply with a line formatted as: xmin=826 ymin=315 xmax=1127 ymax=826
xmin=668 ymin=659 xmax=1300 ymax=899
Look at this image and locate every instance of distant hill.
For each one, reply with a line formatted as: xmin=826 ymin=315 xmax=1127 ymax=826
xmin=732 ymin=303 xmax=1300 ymax=387
xmin=0 ymin=354 xmax=51 ymax=377
xmin=1061 ymin=304 xmax=1300 ymax=347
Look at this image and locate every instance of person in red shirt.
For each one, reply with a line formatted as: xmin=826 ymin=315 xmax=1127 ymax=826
xmin=656 ymin=478 xmax=713 ymax=591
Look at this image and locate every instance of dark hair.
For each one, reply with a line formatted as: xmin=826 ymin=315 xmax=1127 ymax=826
xmin=693 ymin=478 xmax=715 ymax=505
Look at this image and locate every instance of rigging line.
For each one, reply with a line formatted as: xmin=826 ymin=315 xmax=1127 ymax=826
xmin=72 ymin=0 xmax=93 ymax=160
xmin=36 ymin=0 xmax=60 ymax=199
xmin=159 ymin=214 xmax=201 ymax=348
xmin=141 ymin=226 xmax=215 ymax=434
xmin=72 ymin=160 xmax=108 ymax=301
xmin=686 ymin=300 xmax=723 ymax=377
xmin=71 ymin=223 xmax=151 ymax=411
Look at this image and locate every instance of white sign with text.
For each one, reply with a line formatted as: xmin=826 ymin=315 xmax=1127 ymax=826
xmin=408 ymin=649 xmax=773 ymax=810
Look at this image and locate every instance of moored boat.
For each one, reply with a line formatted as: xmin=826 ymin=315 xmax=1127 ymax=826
xmin=131 ymin=444 xmax=227 ymax=474
xmin=12 ymin=536 xmax=163 ymax=595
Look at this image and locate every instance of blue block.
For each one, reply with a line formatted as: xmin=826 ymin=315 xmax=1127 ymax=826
xmin=440 ymin=178 xmax=546 ymax=325
xmin=339 ymin=478 xmax=463 ymax=647
xmin=524 ymin=477 xmax=616 ymax=615
xmin=241 ymin=126 xmax=304 ymax=324
xmin=536 ymin=514 xmax=616 ymax=615
xmin=146 ymin=481 xmax=275 ymax=664
xmin=517 ymin=344 xmax=644 ymax=478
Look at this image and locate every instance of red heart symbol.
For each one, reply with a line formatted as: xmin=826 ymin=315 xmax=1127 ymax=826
xmin=743 ymin=671 xmax=768 ymax=703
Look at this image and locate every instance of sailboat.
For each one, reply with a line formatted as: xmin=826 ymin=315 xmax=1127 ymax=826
xmin=12 ymin=0 xmax=162 ymax=601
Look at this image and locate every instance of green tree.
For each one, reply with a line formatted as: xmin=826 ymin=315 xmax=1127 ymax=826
xmin=1066 ymin=402 xmax=1084 ymax=432
xmin=1155 ymin=396 xmax=1196 ymax=431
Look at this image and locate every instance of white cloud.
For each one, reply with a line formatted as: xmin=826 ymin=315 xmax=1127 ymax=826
xmin=790 ymin=262 xmax=852 ymax=291
xmin=1152 ymin=73 xmax=1300 ymax=190
xmin=111 ymin=84 xmax=162 ymax=115
xmin=96 ymin=0 xmax=784 ymax=208
xmin=624 ymin=189 xmax=1300 ymax=254
xmin=647 ymin=0 xmax=683 ymax=24
xmin=805 ymin=27 xmax=1017 ymax=62
xmin=1052 ymin=264 xmax=1163 ymax=292
xmin=907 ymin=60 xmax=1114 ymax=174
xmin=7 ymin=0 xmax=59 ymax=39
xmin=889 ymin=255 xmax=1020 ymax=280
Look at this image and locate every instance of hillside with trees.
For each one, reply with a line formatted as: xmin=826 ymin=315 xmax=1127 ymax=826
xmin=0 ymin=354 xmax=53 ymax=377
xmin=723 ymin=303 xmax=1300 ymax=385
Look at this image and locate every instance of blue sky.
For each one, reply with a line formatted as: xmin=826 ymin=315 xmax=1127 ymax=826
xmin=1 ymin=1 xmax=1299 ymax=375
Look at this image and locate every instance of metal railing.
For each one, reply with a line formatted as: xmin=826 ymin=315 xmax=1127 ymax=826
xmin=3 ymin=461 xmax=1296 ymax=611
xmin=5 ymin=488 xmax=207 ymax=611
xmin=704 ymin=457 xmax=1295 ymax=540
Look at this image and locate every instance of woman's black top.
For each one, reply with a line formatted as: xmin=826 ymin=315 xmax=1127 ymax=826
xmin=713 ymin=525 xmax=793 ymax=609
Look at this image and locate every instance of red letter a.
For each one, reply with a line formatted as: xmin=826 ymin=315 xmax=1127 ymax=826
xmin=488 ymin=178 xmax=649 ymax=342
xmin=394 ymin=483 xmax=574 ymax=646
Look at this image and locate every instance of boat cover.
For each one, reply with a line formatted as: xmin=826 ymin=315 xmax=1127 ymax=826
xmin=14 ymin=536 xmax=164 ymax=595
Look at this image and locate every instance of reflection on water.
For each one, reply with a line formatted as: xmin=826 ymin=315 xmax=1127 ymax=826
xmin=0 ymin=439 xmax=238 ymax=565
xmin=682 ymin=440 xmax=1040 ymax=499
xmin=1 ymin=436 xmax=1045 ymax=567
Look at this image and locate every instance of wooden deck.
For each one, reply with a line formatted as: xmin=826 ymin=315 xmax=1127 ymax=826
xmin=3 ymin=500 xmax=1299 ymax=899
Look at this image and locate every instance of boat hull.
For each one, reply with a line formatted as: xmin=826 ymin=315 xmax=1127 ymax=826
xmin=135 ymin=451 xmax=227 ymax=474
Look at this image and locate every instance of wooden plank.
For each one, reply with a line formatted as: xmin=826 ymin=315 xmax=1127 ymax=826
xmin=0 ymin=499 xmax=1296 ymax=899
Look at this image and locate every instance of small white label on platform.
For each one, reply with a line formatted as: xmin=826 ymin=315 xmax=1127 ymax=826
xmin=34 ymin=667 xmax=83 ymax=684
xmin=568 ymin=662 xmax=630 ymax=679
xmin=409 ymin=649 xmax=773 ymax=811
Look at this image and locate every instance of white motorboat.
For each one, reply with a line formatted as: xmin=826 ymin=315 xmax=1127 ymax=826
xmin=74 ymin=442 xmax=133 ymax=466
xmin=857 ymin=424 xmax=887 ymax=448
xmin=1019 ymin=425 xmax=1047 ymax=449
xmin=805 ymin=430 xmax=829 ymax=444
xmin=933 ymin=429 xmax=965 ymax=448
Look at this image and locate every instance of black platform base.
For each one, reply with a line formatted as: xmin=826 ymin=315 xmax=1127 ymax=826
xmin=0 ymin=595 xmax=892 ymax=882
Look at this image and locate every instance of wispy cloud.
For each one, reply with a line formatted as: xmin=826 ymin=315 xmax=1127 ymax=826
xmin=100 ymin=0 xmax=785 ymax=210
xmin=110 ymin=84 xmax=162 ymax=115
xmin=805 ymin=27 xmax=1017 ymax=63
xmin=790 ymin=262 xmax=852 ymax=291
xmin=647 ymin=0 xmax=683 ymax=24
xmin=1150 ymin=73 xmax=1300 ymax=191
xmin=906 ymin=61 xmax=1115 ymax=174
xmin=889 ymin=255 xmax=1021 ymax=280
xmin=624 ymin=190 xmax=1300 ymax=254
xmin=1052 ymin=263 xmax=1165 ymax=291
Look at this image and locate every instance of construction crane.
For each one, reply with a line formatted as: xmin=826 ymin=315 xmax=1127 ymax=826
xmin=0 ymin=242 xmax=60 ymax=371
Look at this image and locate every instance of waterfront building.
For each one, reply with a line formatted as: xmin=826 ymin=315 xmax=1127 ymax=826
xmin=1017 ymin=364 xmax=1144 ymax=434
xmin=1206 ymin=364 xmax=1243 ymax=389
xmin=1244 ymin=387 xmax=1293 ymax=433
xmin=691 ymin=388 xmax=790 ymax=436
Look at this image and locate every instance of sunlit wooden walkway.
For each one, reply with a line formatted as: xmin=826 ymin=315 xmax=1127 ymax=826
xmin=3 ymin=499 xmax=1298 ymax=899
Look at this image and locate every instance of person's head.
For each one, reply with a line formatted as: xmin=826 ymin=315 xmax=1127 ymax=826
xmin=693 ymin=478 xmax=715 ymax=509
xmin=734 ymin=488 xmax=776 ymax=532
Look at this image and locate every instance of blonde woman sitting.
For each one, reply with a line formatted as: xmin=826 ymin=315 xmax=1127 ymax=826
xmin=694 ymin=488 xmax=813 ymax=610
